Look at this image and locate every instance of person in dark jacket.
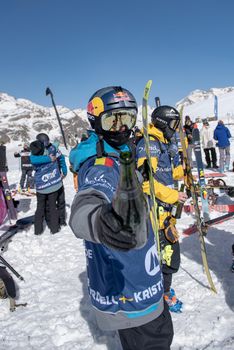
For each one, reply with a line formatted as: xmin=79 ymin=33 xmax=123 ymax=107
xmin=183 ymin=115 xmax=195 ymax=165
xmin=214 ymin=120 xmax=232 ymax=172
xmin=30 ymin=135 xmax=63 ymax=235
xmin=69 ymin=86 xmax=173 ymax=350
xmin=14 ymin=143 xmax=34 ymax=191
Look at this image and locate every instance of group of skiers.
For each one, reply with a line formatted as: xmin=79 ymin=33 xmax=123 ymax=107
xmin=1 ymin=85 xmax=233 ymax=349
xmin=183 ymin=116 xmax=232 ymax=172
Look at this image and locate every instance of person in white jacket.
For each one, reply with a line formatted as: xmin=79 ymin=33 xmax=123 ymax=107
xmin=200 ymin=121 xmax=218 ymax=168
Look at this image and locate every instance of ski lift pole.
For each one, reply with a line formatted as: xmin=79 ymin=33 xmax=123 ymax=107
xmin=45 ymin=87 xmax=68 ymax=150
xmin=0 ymin=255 xmax=24 ymax=281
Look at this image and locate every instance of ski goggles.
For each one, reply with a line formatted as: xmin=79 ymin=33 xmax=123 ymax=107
xmin=101 ymin=109 xmax=137 ymax=132
xmin=169 ymin=119 xmax=180 ymax=131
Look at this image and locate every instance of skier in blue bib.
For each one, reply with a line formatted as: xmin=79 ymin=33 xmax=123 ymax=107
xmin=69 ymin=86 xmax=173 ymax=350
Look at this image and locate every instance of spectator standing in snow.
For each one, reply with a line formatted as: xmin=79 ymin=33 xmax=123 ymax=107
xmin=200 ymin=121 xmax=218 ymax=169
xmin=30 ymin=134 xmax=63 ymax=235
xmin=14 ymin=143 xmax=34 ymax=192
xmin=214 ymin=120 xmax=232 ymax=172
xmin=183 ymin=115 xmax=195 ymax=165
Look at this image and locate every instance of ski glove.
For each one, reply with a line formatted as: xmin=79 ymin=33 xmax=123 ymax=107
xmin=97 ymin=203 xmax=137 ymax=251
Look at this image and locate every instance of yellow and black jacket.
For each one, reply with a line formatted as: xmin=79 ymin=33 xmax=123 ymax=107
xmin=136 ymin=123 xmax=184 ymax=229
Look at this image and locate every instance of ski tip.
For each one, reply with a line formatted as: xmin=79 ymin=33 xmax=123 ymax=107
xmin=143 ymin=80 xmax=153 ymax=100
xmin=146 ymin=80 xmax=152 ymax=90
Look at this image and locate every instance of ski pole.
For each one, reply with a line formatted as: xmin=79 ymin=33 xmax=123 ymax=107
xmin=155 ymin=96 xmax=161 ymax=107
xmin=45 ymin=87 xmax=68 ymax=150
xmin=0 ymin=256 xmax=24 ymax=281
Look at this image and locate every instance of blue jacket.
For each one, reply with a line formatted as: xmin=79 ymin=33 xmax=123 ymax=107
xmin=214 ymin=124 xmax=231 ymax=147
xmin=52 ymin=143 xmax=67 ymax=177
xmin=69 ymin=131 xmax=164 ymax=331
xmin=30 ymin=144 xmax=63 ymax=193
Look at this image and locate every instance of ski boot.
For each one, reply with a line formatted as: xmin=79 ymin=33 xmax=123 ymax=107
xmin=164 ymin=288 xmax=183 ymax=313
xmin=212 ymin=163 xmax=219 ymax=169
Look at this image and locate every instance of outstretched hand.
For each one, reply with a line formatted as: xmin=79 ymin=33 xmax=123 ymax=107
xmin=98 ymin=204 xmax=137 ymax=251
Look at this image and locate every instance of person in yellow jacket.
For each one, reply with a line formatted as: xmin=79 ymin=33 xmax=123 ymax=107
xmin=136 ymin=105 xmax=187 ymax=313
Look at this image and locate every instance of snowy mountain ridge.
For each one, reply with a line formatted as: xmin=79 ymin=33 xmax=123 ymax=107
xmin=1 ymin=86 xmax=234 ymax=145
xmin=177 ymin=86 xmax=234 ymax=107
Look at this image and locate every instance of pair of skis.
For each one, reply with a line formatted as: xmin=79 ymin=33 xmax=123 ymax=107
xmin=0 ymin=215 xmax=34 ymax=281
xmin=183 ymin=211 xmax=234 ymax=236
xmin=192 ymin=128 xmax=210 ymax=222
xmin=184 ymin=203 xmax=234 ymax=214
xmin=178 ymin=107 xmax=217 ymax=293
xmin=142 ymin=81 xmax=217 ymax=292
xmin=142 ymin=81 xmax=160 ymax=261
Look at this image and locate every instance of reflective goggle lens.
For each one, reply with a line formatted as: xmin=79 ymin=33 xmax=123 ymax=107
xmin=101 ymin=109 xmax=137 ymax=131
xmin=169 ymin=119 xmax=180 ymax=130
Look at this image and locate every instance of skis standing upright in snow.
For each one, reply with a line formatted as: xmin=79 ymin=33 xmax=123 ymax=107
xmin=178 ymin=106 xmax=217 ymax=293
xmin=192 ymin=128 xmax=210 ymax=222
xmin=142 ymin=80 xmax=160 ymax=261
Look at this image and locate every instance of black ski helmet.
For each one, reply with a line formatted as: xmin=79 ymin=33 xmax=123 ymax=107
xmin=151 ymin=105 xmax=180 ymax=140
xmin=36 ymin=133 xmax=50 ymax=147
xmin=87 ymin=86 xmax=138 ymax=147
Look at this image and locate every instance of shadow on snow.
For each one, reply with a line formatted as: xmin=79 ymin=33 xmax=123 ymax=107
xmin=180 ymin=225 xmax=234 ymax=311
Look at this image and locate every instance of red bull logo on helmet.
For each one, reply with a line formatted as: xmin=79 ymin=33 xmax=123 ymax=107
xmin=113 ymin=91 xmax=131 ymax=102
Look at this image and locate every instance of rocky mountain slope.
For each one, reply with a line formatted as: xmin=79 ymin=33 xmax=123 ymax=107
xmin=0 ymin=92 xmax=89 ymax=146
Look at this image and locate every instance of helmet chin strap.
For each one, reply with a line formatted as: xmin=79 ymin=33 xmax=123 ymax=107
xmin=163 ymin=127 xmax=175 ymax=141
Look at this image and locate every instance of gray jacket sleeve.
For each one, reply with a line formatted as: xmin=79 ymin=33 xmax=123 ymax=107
xmin=69 ymin=188 xmax=109 ymax=243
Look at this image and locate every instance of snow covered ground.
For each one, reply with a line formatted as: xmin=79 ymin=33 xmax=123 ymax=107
xmin=1 ymin=130 xmax=234 ymax=350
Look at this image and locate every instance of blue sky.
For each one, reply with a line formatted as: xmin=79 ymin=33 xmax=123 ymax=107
xmin=0 ymin=0 xmax=234 ymax=110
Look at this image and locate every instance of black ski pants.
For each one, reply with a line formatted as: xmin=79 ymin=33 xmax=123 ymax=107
xmin=159 ymin=230 xmax=180 ymax=293
xmin=34 ymin=191 xmax=59 ymax=235
xmin=204 ymin=148 xmax=217 ymax=167
xmin=118 ymin=302 xmax=173 ymax=350
xmin=45 ymin=185 xmax=66 ymax=226
xmin=20 ymin=169 xmax=34 ymax=189
xmin=0 ymin=266 xmax=16 ymax=298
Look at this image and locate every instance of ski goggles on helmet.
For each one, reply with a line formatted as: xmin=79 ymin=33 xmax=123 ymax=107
xmin=169 ymin=119 xmax=180 ymax=131
xmin=101 ymin=109 xmax=137 ymax=132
